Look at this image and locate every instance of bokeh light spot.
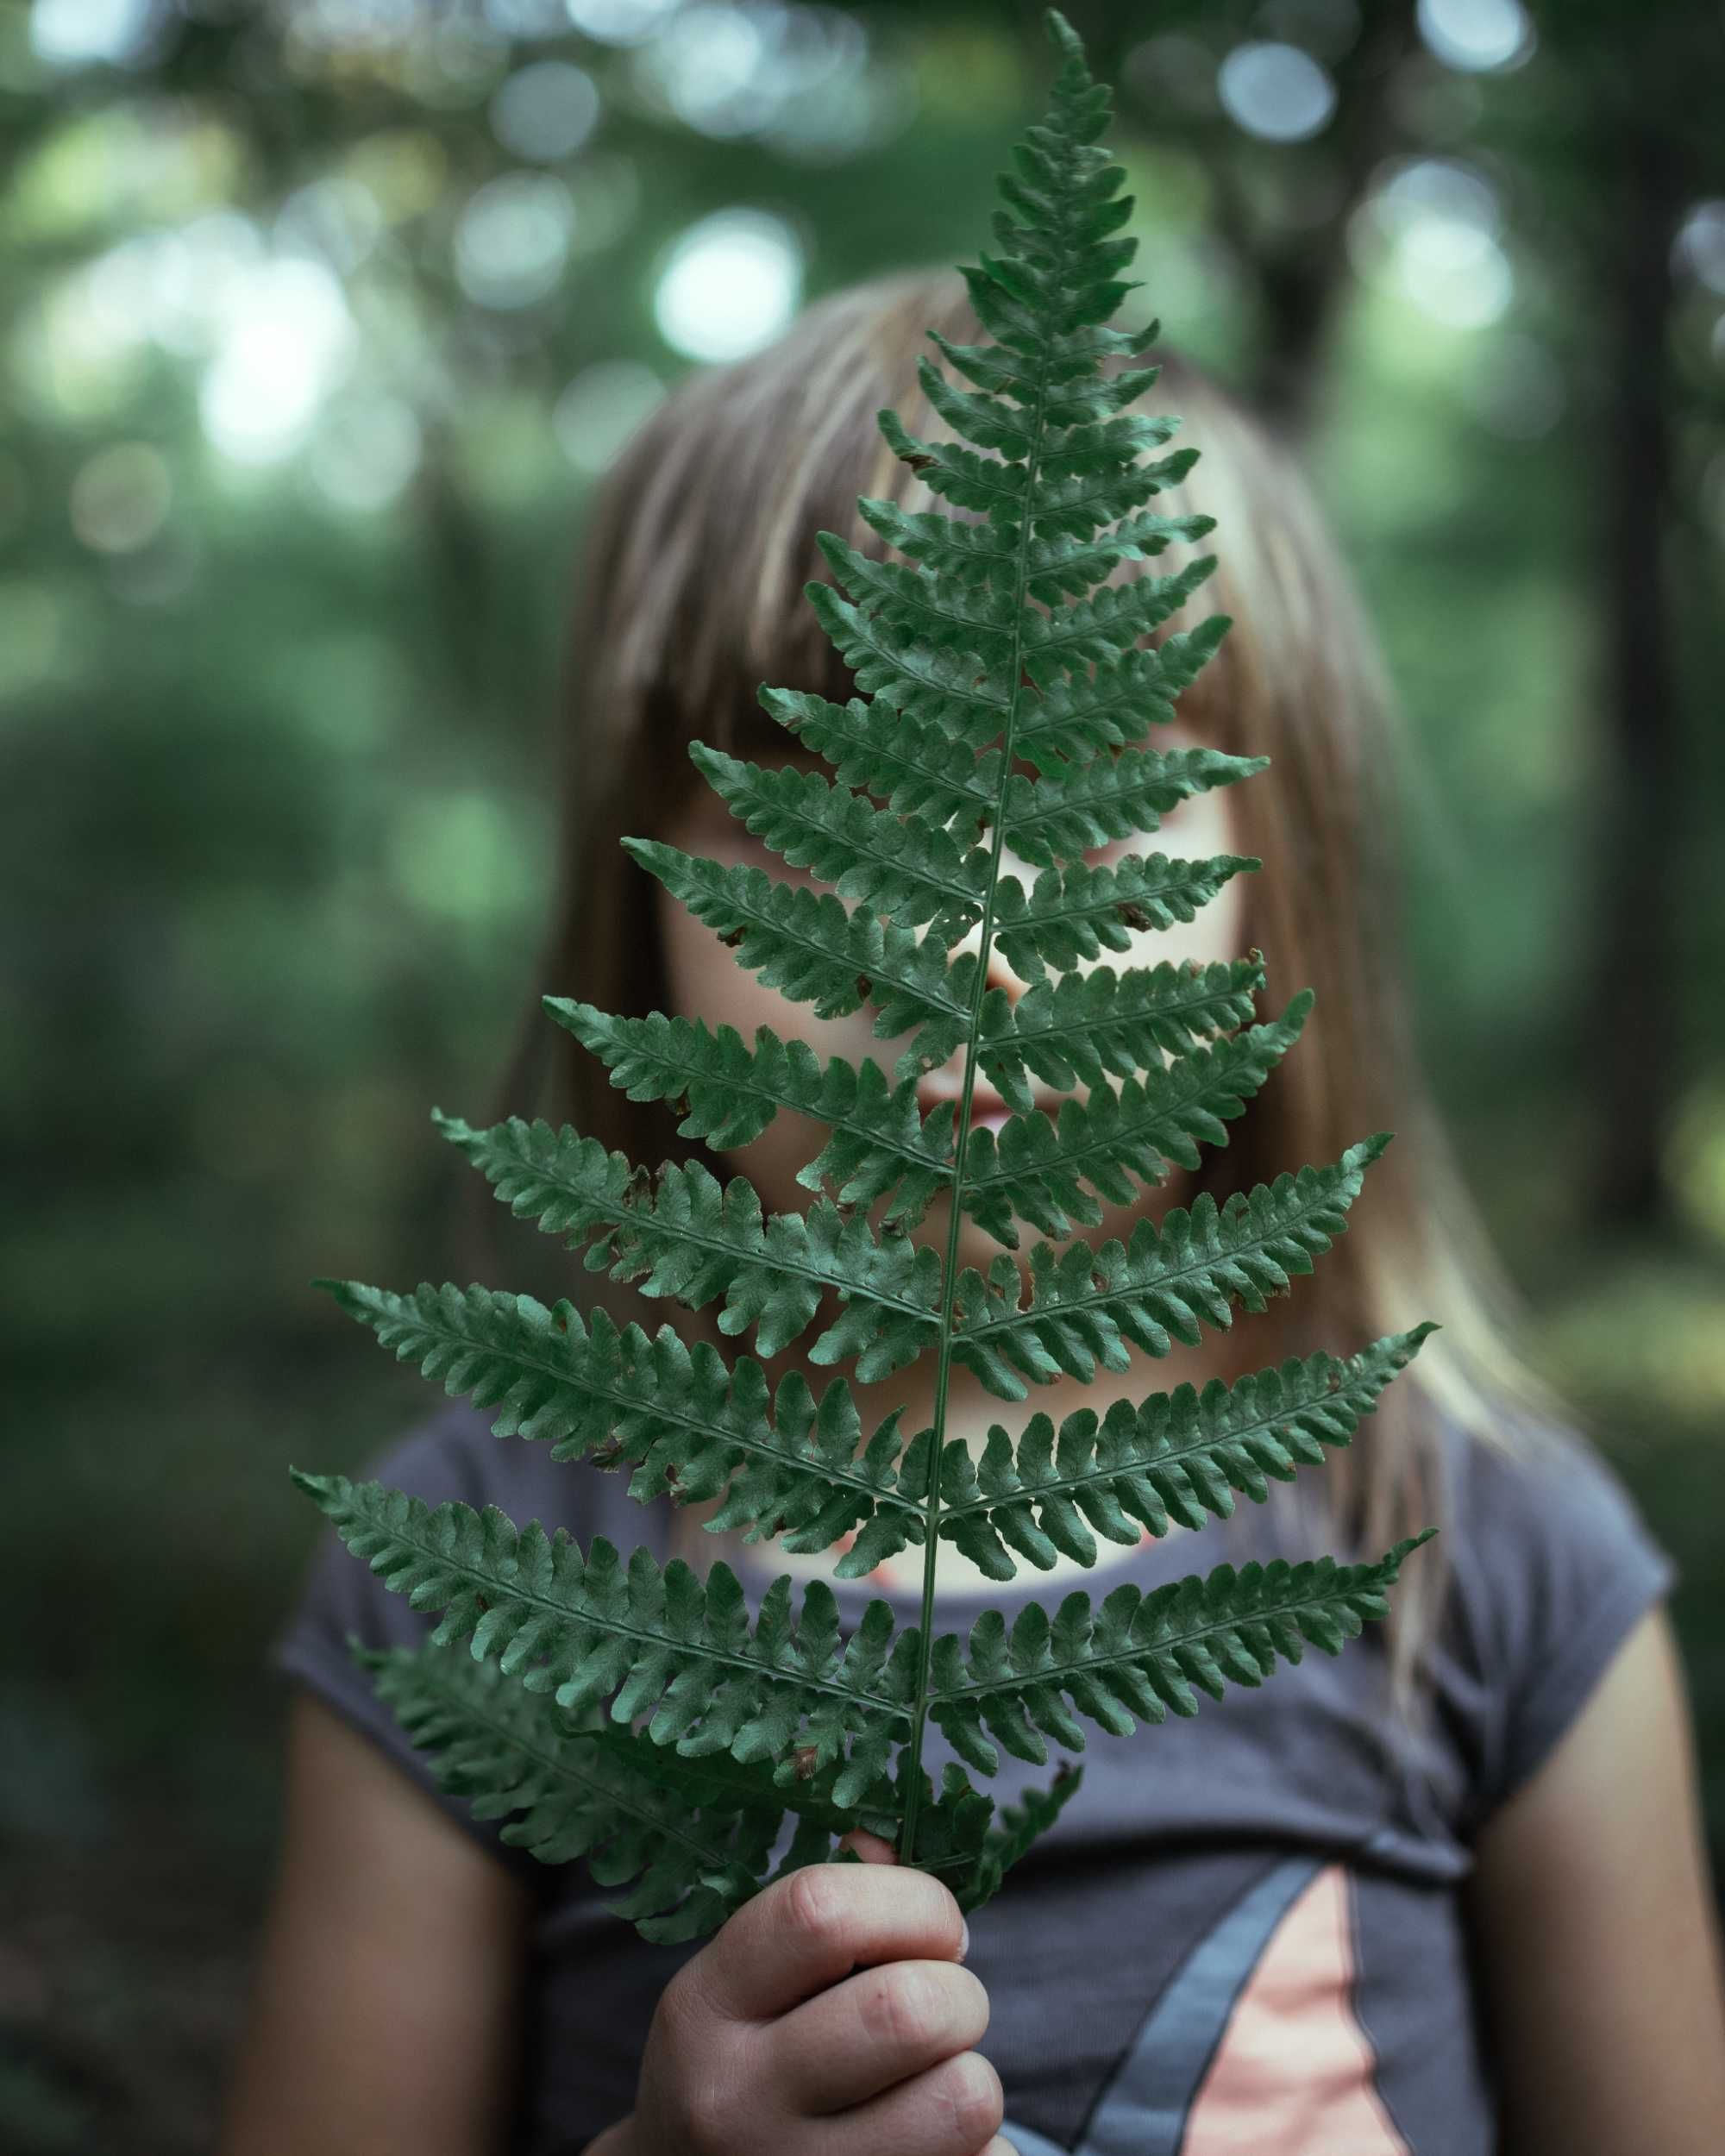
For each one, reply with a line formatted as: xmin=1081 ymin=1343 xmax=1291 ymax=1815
xmin=455 ymin=172 xmax=574 ymax=309
xmin=1217 ymin=40 xmax=1335 ymax=142
xmin=1673 ymin=202 xmax=1725 ymax=298
xmin=30 ymin=0 xmax=164 ymax=70
xmin=564 ymin=0 xmax=681 ymax=46
xmin=69 ymin=441 xmax=172 ymax=553
xmin=1415 ymin=0 xmax=1534 ymax=73
xmin=490 ymin=60 xmax=600 ymax=162
xmin=653 ymin=208 xmax=802 ymax=362
xmin=198 ymin=256 xmax=356 ymax=464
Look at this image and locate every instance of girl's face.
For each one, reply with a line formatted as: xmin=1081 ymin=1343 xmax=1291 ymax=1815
xmin=656 ymin=721 xmax=1249 ymax=1273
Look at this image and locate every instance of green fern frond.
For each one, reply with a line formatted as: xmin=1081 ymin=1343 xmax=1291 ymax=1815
xmin=927 ymin=1532 xmax=1434 ymax=1776
xmin=543 ymin=1002 xmax=954 ymax=1225
xmin=434 ymin=1113 xmax=941 ymax=1375
xmin=988 ymin=848 xmax=1259 ymax=982
xmin=296 ymin=9 xmax=1438 ymax=1917
xmin=292 ymin=1470 xmax=914 ymax=1802
xmin=919 ymin=1326 xmax=1439 ymax=1579
xmin=1013 ymin=617 xmax=1234 ymax=768
xmin=306 ymin=1464 xmax=1427 ymax=1808
xmin=622 ymin=840 xmax=973 ymax=1071
xmin=950 ymin=1137 xmax=1391 ymax=1400
xmin=361 ymin=1639 xmax=825 ymax=1943
xmin=317 ymin=1281 xmax=925 ymax=1575
xmin=361 ymin=1639 xmax=1081 ymax=1929
xmin=759 ymin=687 xmax=998 ymax=829
xmin=975 ymin=954 xmax=1268 ymax=1108
xmin=691 ymin=743 xmax=989 ymax=937
xmin=960 ymin=993 xmax=1313 ymax=1245
xmin=998 ymin=743 xmax=1269 ymax=868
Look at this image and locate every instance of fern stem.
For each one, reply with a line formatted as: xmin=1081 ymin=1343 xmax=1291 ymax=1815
xmin=897 ymin=331 xmax=1057 ymax=1874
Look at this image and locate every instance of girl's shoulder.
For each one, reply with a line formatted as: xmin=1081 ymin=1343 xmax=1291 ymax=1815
xmin=1425 ymin=1401 xmax=1677 ymax=1825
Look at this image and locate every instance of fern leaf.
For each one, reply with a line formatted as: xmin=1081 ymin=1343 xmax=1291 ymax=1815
xmin=989 ymin=848 xmax=1259 ymax=982
xmin=977 ymin=954 xmax=1269 ymax=1111
xmin=759 ymin=686 xmax=997 ymax=830
xmin=292 ymin=1472 xmax=915 ymax=1802
xmin=961 ymin=993 xmax=1313 ymax=1245
xmin=998 ymin=743 xmax=1268 ymax=868
xmin=364 ymin=1639 xmax=1076 ymax=1923
xmin=361 ymin=1640 xmax=816 ymax=1942
xmin=1013 ymin=618 xmax=1233 ymax=769
xmin=690 ymin=743 xmax=988 ymax=937
xmin=951 ymin=1137 xmax=1392 ymax=1399
xmin=928 ymin=1533 xmax=1434 ymax=1775
xmin=622 ymin=839 xmax=972 ymax=1070
xmin=1019 ymin=557 xmax=1220 ymax=686
xmin=816 ymin=530 xmax=1021 ymax=677
xmin=435 ymin=1114 xmax=940 ymax=1375
xmin=806 ymin=571 xmax=1013 ymax=755
xmin=317 ymin=1281 xmax=926 ymax=1571
xmin=922 ymin=1326 xmax=1439 ymax=1578
xmin=542 ymin=1004 xmax=953 ymax=1226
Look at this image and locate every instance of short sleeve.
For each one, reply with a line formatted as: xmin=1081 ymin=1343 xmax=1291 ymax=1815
xmin=1443 ymin=1413 xmax=1678 ymax=1827
xmin=269 ymin=1401 xmax=549 ymax=1889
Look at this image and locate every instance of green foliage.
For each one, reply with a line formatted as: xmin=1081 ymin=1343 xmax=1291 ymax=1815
xmin=295 ymin=10 xmax=1435 ymax=1938
xmin=356 ymin=1639 xmax=1086 ymax=1937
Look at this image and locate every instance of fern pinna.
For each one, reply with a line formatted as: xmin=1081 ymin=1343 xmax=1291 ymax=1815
xmin=294 ymin=9 xmax=1436 ymax=1943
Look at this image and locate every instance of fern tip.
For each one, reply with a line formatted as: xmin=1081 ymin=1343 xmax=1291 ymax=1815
xmin=1386 ymin=1526 xmax=1440 ymax=1576
xmin=309 ymin=1275 xmax=367 ymax=1308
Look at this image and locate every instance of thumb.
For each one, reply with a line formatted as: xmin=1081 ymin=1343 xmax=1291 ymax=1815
xmin=836 ymin=1827 xmax=900 ymax=1865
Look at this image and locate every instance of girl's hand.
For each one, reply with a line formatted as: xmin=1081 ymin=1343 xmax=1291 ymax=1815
xmin=593 ymin=1829 xmax=1010 ymax=2156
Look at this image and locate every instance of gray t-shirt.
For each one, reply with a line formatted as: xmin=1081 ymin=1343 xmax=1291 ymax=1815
xmin=272 ymin=1394 xmax=1673 ymax=2155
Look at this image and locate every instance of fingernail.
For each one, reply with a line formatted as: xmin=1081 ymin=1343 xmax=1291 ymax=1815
xmin=958 ymin=1917 xmax=970 ymax=1962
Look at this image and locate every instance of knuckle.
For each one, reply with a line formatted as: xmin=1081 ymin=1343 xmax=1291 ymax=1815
xmin=860 ymin=1963 xmax=939 ymax=2049
xmin=655 ymin=2040 xmax=750 ymax=2155
xmin=933 ymin=2051 xmax=1004 ymax=2146
xmin=780 ymin=1864 xmax=850 ymax=1955
xmin=646 ymin=1959 xmax=764 ymax=2155
xmin=674 ymin=2092 xmax=738 ymax=2155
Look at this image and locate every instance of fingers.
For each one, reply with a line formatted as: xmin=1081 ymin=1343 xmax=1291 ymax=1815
xmin=769 ymin=1957 xmax=990 ymax=2113
xmin=836 ymin=1826 xmax=900 ymax=1864
xmin=700 ymin=1860 xmax=968 ymax=2021
xmin=812 ymin=2048 xmax=1005 ymax=2156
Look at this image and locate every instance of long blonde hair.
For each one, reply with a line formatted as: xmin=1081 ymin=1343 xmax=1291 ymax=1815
xmin=479 ymin=265 xmax=1570 ymax=1705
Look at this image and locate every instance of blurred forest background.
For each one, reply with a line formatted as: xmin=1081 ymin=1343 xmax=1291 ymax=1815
xmin=3 ymin=0 xmax=1722 ymax=2146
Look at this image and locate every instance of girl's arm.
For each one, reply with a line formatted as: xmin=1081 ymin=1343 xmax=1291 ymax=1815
xmin=1466 ymin=1604 xmax=1725 ymax=2153
xmin=219 ymin=1691 xmax=532 ymax=2156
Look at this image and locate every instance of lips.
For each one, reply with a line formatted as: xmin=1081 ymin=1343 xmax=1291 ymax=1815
xmin=916 ymin=1075 xmax=1056 ymax=1138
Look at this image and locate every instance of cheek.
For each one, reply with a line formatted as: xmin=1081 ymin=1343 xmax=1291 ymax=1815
xmin=1051 ymin=748 xmax=1253 ymax=981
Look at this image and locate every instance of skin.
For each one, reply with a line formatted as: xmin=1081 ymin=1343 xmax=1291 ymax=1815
xmin=222 ymin=729 xmax=1725 ymax=2152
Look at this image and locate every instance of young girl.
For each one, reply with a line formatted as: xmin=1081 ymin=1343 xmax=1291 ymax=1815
xmin=223 ymin=267 xmax=1725 ymax=2156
